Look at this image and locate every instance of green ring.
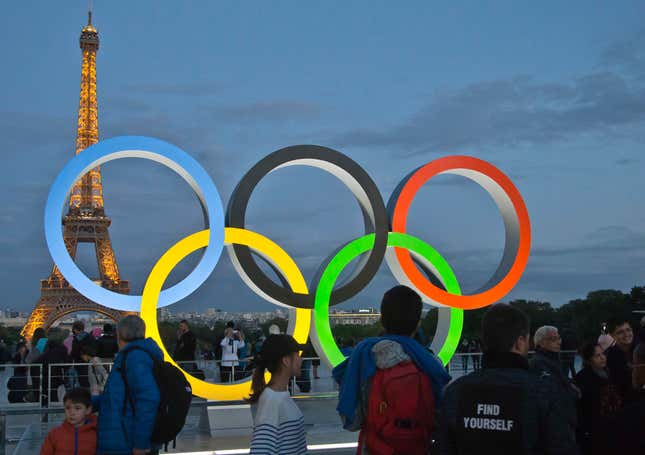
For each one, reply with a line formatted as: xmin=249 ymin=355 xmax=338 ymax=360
xmin=313 ymin=232 xmax=463 ymax=367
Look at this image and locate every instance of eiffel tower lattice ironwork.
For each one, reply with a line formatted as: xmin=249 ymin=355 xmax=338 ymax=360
xmin=22 ymin=10 xmax=130 ymax=339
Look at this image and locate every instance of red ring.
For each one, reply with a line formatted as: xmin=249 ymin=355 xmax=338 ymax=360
xmin=391 ymin=156 xmax=531 ymax=310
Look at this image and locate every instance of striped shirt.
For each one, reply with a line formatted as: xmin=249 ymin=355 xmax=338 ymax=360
xmin=250 ymin=387 xmax=307 ymax=454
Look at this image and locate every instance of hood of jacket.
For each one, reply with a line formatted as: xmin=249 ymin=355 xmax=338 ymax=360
xmin=372 ymin=339 xmax=410 ymax=369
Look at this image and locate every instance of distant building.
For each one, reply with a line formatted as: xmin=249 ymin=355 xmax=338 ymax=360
xmin=329 ymin=309 xmax=380 ymax=326
xmin=158 ymin=308 xmax=172 ymax=321
xmin=0 ymin=316 xmax=28 ymax=328
xmin=204 ymin=308 xmax=219 ymax=318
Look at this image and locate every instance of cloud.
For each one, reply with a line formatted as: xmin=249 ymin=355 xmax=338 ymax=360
xmin=329 ymin=34 xmax=645 ymax=154
xmin=599 ymin=29 xmax=645 ymax=80
xmin=530 ymin=225 xmax=645 ymax=259
xmin=615 ymin=158 xmax=640 ymax=166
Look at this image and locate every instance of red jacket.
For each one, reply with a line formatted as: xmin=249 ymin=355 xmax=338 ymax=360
xmin=40 ymin=415 xmax=97 ymax=455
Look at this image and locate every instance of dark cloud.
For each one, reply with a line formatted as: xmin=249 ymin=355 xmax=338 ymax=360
xmin=507 ymin=225 xmax=645 ymax=302
xmin=330 ymin=34 xmax=645 ymax=154
xmin=599 ymin=29 xmax=645 ymax=80
xmin=531 ymin=227 xmax=645 ymax=258
xmin=615 ymin=158 xmax=640 ymax=166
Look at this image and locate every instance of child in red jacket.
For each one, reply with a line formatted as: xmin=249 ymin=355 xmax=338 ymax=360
xmin=40 ymin=388 xmax=97 ymax=455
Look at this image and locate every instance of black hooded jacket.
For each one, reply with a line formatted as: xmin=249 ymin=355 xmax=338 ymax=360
xmin=439 ymin=351 xmax=578 ymax=455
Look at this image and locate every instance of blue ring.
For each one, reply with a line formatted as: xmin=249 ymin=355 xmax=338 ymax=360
xmin=45 ymin=136 xmax=225 ymax=311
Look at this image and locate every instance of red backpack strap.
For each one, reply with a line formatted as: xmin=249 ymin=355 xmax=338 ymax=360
xmin=417 ymin=367 xmax=435 ymax=441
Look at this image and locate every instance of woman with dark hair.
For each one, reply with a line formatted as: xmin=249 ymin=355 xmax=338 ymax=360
xmin=247 ymin=334 xmax=307 ymax=454
xmin=25 ymin=328 xmax=49 ymax=402
xmin=574 ymin=342 xmax=622 ymax=454
xmin=25 ymin=327 xmax=48 ymax=363
xmin=38 ymin=339 xmax=71 ymax=404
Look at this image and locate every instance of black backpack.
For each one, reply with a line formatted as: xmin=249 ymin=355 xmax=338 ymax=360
xmin=121 ymin=346 xmax=193 ymax=449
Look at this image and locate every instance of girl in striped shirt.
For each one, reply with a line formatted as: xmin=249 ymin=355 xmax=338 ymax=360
xmin=248 ymin=334 xmax=308 ymax=455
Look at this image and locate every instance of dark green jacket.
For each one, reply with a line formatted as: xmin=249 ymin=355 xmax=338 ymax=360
xmin=529 ymin=348 xmax=579 ymax=429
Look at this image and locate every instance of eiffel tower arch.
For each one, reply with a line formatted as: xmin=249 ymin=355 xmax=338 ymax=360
xmin=22 ymin=9 xmax=131 ymax=339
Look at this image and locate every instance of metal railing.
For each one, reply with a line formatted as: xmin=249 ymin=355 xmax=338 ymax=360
xmin=3 ymin=357 xmax=330 ymax=407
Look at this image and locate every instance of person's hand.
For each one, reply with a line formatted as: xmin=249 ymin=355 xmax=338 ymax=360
xmin=133 ymin=449 xmax=150 ymax=455
xmin=225 ymin=327 xmax=233 ymax=338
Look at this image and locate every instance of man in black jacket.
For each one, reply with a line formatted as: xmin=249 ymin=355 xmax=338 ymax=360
xmin=70 ymin=320 xmax=93 ymax=388
xmin=174 ymin=320 xmax=197 ymax=365
xmin=529 ymin=326 xmax=580 ymax=434
xmin=439 ymin=304 xmax=578 ymax=455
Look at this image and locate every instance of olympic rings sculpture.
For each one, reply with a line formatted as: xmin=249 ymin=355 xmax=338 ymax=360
xmin=45 ymin=136 xmax=531 ymax=401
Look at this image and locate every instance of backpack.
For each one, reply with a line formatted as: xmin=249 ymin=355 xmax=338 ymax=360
xmin=360 ymin=361 xmax=435 ymax=455
xmin=7 ymin=375 xmax=28 ymax=403
xmin=121 ymin=347 xmax=193 ymax=449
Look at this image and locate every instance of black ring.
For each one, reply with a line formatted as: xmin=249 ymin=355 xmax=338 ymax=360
xmin=226 ymin=145 xmax=389 ymax=309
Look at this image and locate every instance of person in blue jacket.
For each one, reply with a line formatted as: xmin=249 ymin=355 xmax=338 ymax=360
xmin=94 ymin=315 xmax=162 ymax=455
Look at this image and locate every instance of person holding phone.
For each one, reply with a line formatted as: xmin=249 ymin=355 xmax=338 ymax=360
xmin=220 ymin=322 xmax=245 ymax=383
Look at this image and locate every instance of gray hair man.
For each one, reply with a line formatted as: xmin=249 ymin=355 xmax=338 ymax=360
xmin=96 ymin=315 xmax=163 ymax=455
xmin=529 ymin=325 xmax=579 ymax=437
xmin=533 ymin=326 xmax=561 ymax=353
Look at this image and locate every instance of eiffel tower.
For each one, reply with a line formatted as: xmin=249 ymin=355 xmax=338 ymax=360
xmin=21 ymin=9 xmax=130 ymax=339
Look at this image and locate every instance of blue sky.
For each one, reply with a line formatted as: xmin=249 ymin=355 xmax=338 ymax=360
xmin=1 ymin=1 xmax=643 ymax=314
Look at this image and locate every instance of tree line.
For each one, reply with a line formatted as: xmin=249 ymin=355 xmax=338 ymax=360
xmin=6 ymin=285 xmax=642 ymax=354
xmin=160 ymin=285 xmax=645 ymax=353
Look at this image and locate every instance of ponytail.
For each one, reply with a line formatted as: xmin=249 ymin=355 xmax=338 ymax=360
xmin=246 ymin=334 xmax=301 ymax=403
xmin=247 ymin=356 xmax=267 ymax=404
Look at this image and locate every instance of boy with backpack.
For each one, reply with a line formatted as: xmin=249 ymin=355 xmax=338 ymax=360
xmin=333 ymin=285 xmax=451 ymax=454
xmin=40 ymin=388 xmax=97 ymax=455
xmin=95 ymin=315 xmax=192 ymax=455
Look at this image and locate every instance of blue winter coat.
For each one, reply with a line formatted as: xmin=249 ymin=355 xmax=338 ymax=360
xmin=96 ymin=338 xmax=162 ymax=454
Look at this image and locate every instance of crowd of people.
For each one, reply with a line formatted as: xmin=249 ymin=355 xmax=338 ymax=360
xmin=7 ymin=321 xmax=118 ymax=404
xmin=248 ymin=286 xmax=645 ymax=454
xmin=35 ymin=315 xmax=190 ymax=455
xmin=2 ymin=285 xmax=640 ymax=454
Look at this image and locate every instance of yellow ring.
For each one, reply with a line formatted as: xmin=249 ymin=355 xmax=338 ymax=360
xmin=140 ymin=227 xmax=311 ymax=401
